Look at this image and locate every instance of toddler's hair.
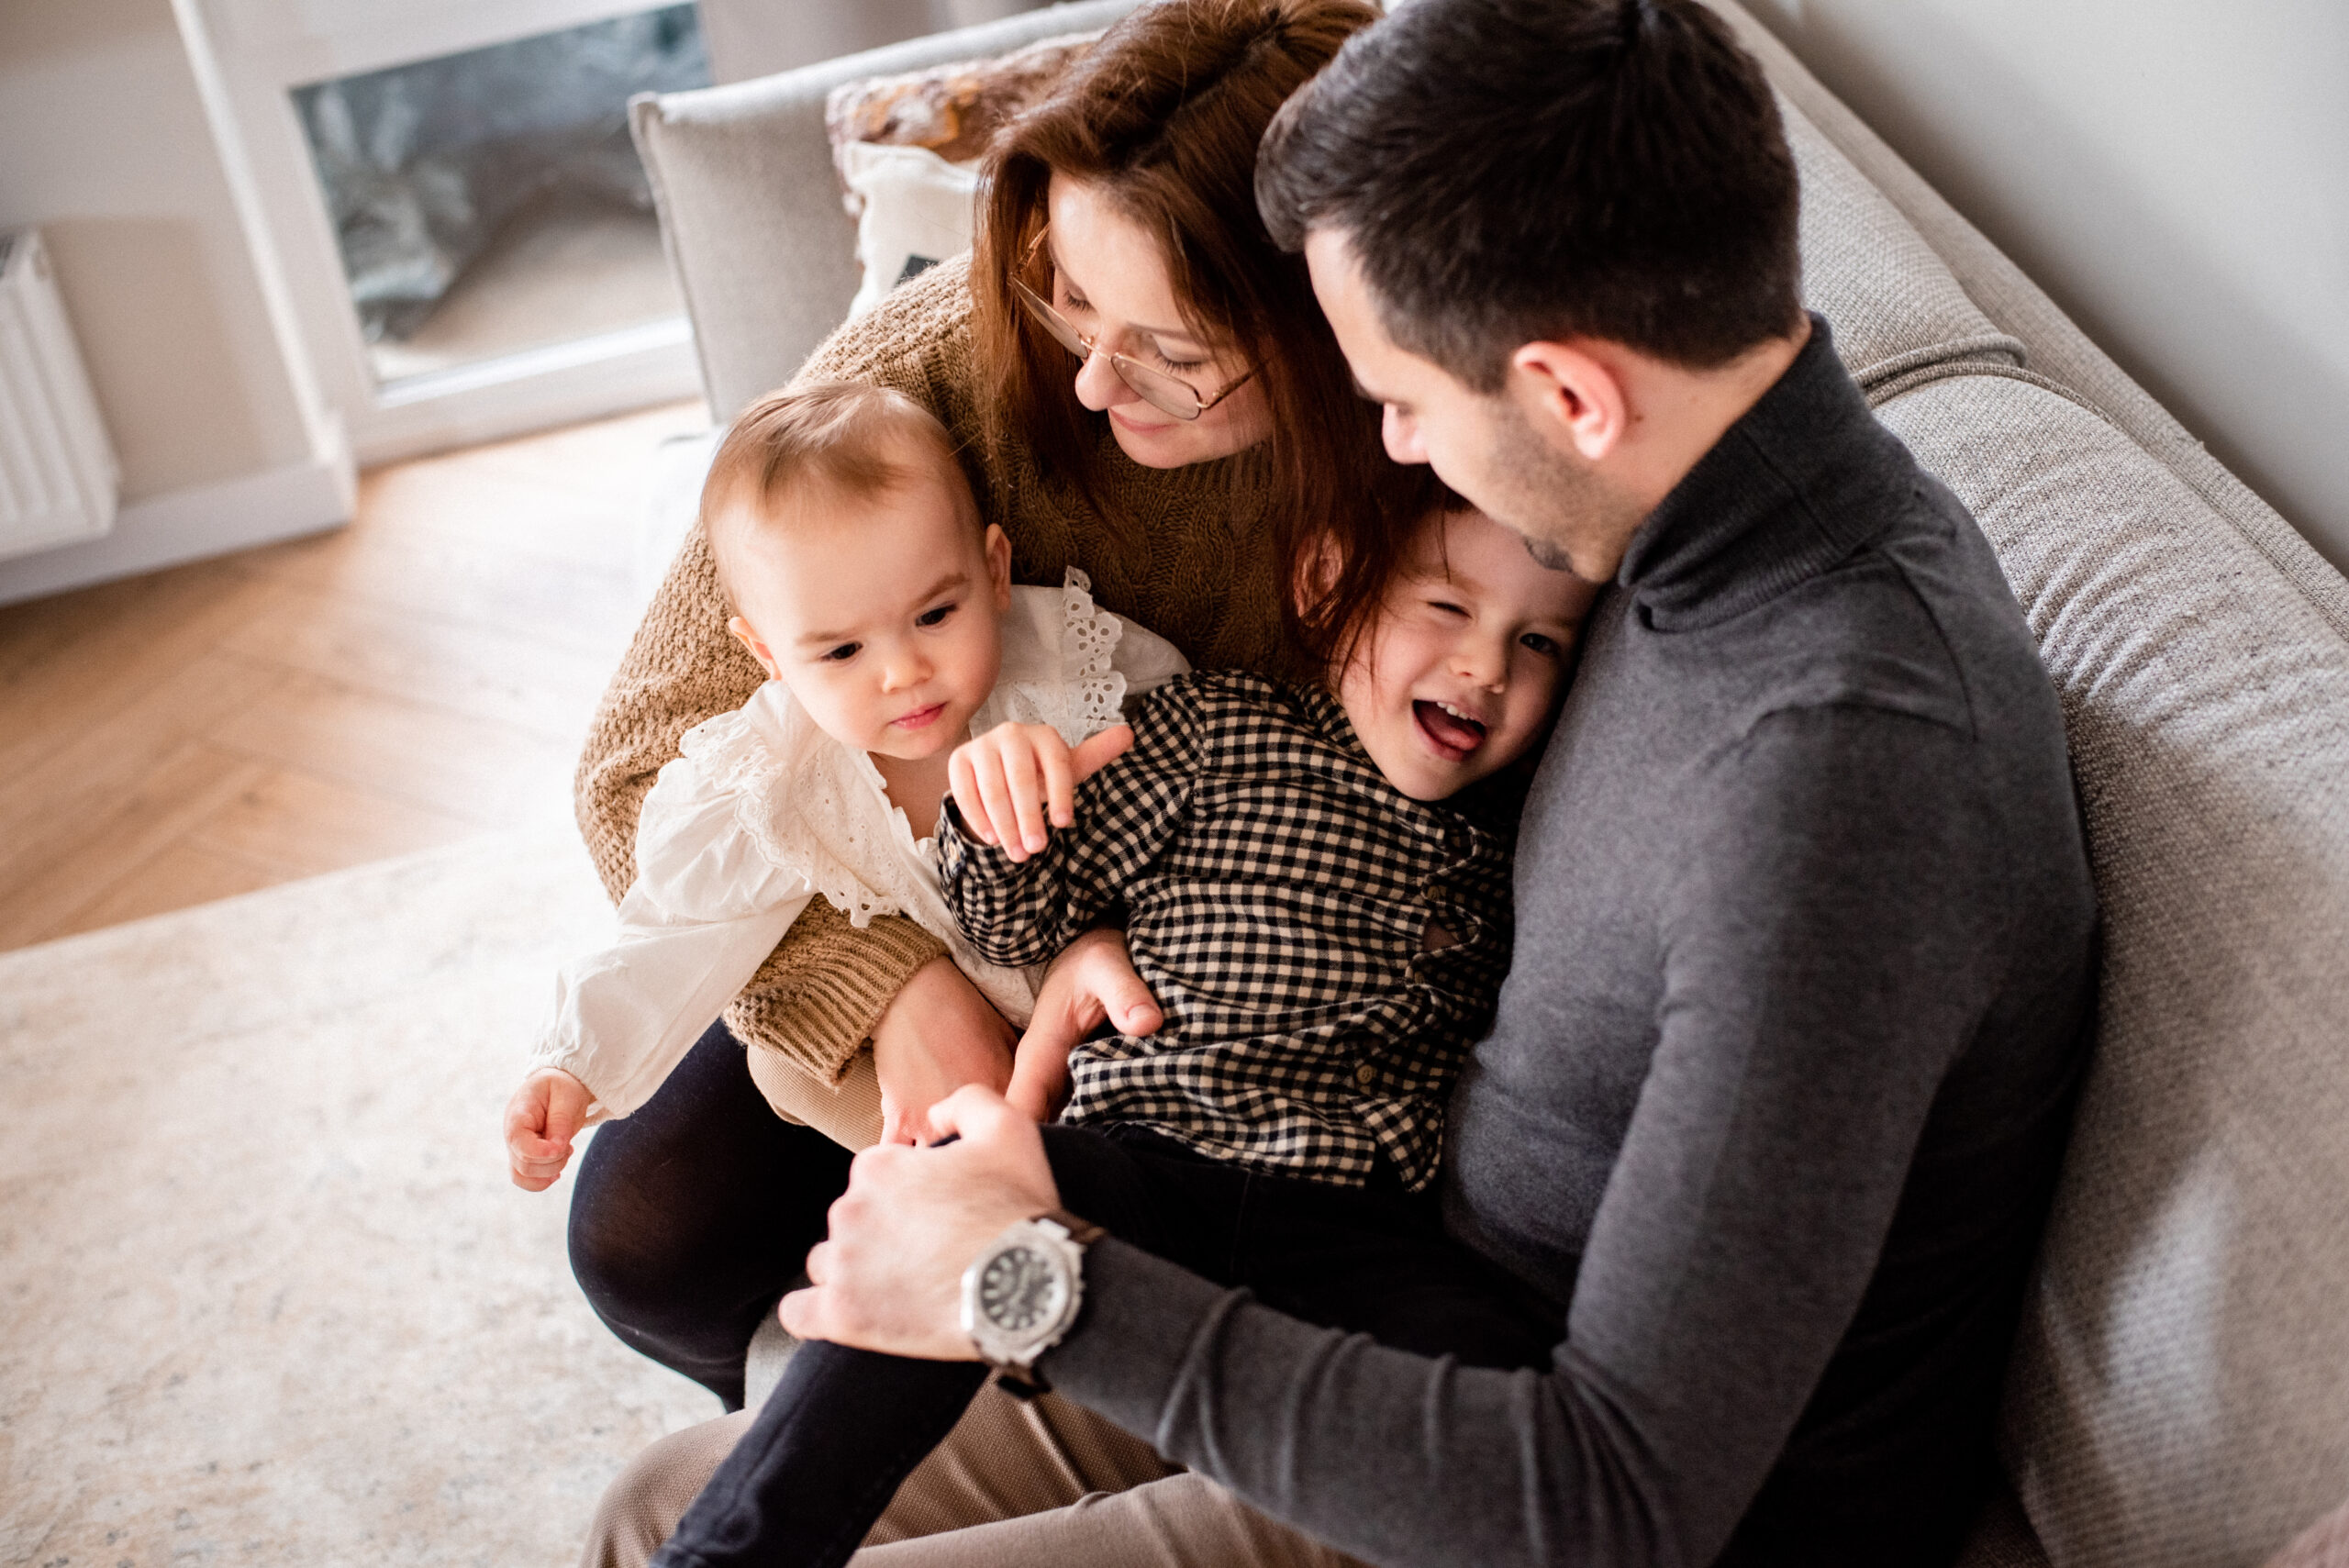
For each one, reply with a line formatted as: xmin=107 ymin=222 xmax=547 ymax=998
xmin=702 ymin=381 xmax=974 ymax=609
xmin=1297 ymin=472 xmax=1477 ymax=672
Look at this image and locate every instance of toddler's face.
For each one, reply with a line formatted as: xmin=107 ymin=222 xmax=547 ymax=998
xmin=1336 ymin=506 xmax=1600 ymax=801
xmin=724 ymin=466 xmax=1012 ymax=762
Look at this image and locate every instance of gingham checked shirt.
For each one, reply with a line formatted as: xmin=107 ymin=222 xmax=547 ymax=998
xmin=939 ymin=671 xmax=1516 ymax=1192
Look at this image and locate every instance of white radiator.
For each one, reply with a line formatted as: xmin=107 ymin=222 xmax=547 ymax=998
xmin=0 ymin=229 xmax=121 ymax=562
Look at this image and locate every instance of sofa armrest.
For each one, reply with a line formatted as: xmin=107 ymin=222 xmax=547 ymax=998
xmin=629 ymin=0 xmax=1142 ymax=418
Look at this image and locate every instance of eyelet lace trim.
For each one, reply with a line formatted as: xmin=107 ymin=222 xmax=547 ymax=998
xmin=999 ymin=568 xmax=1128 ymax=746
xmin=679 ymin=707 xmax=930 ymax=929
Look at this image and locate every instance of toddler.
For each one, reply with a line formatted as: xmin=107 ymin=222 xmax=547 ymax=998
xmin=503 ymin=381 xmax=1186 ymax=1184
xmin=651 ymin=495 xmax=1603 ymax=1568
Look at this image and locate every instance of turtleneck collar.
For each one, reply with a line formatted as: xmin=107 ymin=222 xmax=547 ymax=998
xmin=1614 ymin=315 xmax=1916 ymax=631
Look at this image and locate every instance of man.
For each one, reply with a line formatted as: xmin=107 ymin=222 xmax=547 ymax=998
xmin=622 ymin=1 xmax=2099 ymax=1562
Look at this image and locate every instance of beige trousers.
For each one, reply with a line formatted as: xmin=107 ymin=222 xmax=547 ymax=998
xmin=746 ymin=1042 xmax=885 ymax=1150
xmin=580 ymin=1374 xmax=1365 ymax=1568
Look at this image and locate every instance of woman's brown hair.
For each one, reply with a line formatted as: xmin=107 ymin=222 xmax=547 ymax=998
xmin=973 ymin=0 xmax=1428 ymax=672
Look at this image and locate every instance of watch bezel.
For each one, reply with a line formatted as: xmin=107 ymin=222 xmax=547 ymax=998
xmin=961 ymin=1216 xmax=1090 ymax=1375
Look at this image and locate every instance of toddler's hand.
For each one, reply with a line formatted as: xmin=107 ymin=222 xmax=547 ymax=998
xmin=1004 ymin=1032 xmax=1075 ymax=1123
xmin=504 ymin=1067 xmax=595 ymax=1191
xmin=949 ymin=722 xmax=1133 ymax=862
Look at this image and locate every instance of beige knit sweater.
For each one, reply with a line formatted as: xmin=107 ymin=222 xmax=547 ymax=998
xmin=574 ymin=256 xmax=1294 ymax=1084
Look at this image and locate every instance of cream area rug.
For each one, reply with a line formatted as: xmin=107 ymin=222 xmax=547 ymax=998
xmin=0 ymin=828 xmax=715 ymax=1566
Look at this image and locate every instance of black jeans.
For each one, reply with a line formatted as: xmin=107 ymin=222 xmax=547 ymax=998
xmin=567 ymin=1018 xmax=853 ymax=1410
xmin=652 ymin=1122 xmax=1560 ymax=1568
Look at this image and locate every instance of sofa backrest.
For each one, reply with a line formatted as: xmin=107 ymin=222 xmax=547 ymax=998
xmin=1765 ymin=44 xmax=2349 ymax=1568
xmin=1882 ymin=367 xmax=2349 ymax=1568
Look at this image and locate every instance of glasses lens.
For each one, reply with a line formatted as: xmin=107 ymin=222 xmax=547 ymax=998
xmin=1116 ymin=361 xmax=1206 ymax=421
xmin=1014 ymin=277 xmax=1208 ymax=422
xmin=1014 ymin=279 xmax=1088 ymax=358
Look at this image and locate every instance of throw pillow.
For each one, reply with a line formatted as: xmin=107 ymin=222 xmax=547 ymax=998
xmin=823 ymin=30 xmax=1097 ymax=315
xmin=838 ymin=141 xmax=980 ymax=320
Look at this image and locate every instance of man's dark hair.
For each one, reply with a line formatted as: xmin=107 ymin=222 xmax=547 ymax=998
xmin=1257 ymin=0 xmax=1803 ymax=388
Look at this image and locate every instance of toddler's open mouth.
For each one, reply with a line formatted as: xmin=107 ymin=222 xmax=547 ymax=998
xmin=1413 ymin=699 xmax=1487 ymax=760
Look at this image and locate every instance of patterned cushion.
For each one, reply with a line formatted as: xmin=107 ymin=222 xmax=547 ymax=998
xmin=823 ymin=30 xmax=1095 ymax=177
xmin=1877 ymin=372 xmax=2349 ymax=1568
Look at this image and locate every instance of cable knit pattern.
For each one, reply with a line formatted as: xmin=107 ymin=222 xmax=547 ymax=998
xmin=574 ymin=255 xmax=1294 ymax=1082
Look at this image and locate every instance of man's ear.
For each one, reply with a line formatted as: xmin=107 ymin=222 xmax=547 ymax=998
xmin=983 ymin=523 xmax=1013 ymax=608
xmin=1508 ymin=340 xmax=1629 ymax=463
xmin=727 ymin=615 xmax=784 ymax=682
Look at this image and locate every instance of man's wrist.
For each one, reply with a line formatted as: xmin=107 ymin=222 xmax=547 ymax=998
xmin=1014 ymin=1237 xmax=1227 ymax=1437
xmin=961 ymin=1209 xmax=1104 ymax=1396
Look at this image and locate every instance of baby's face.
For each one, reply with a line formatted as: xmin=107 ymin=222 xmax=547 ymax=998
xmin=1336 ymin=506 xmax=1600 ymax=801
xmin=724 ymin=468 xmax=1012 ymax=762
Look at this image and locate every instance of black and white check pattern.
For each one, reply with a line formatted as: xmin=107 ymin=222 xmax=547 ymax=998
xmin=940 ymin=671 xmax=1515 ymax=1192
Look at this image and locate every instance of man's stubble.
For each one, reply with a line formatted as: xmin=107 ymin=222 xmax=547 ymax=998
xmin=1470 ymin=393 xmax=1648 ymax=584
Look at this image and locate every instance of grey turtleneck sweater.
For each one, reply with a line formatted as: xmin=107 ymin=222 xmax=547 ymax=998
xmin=1045 ymin=320 xmax=2099 ymax=1568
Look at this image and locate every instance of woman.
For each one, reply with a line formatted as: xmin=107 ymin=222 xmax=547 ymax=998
xmin=561 ymin=0 xmax=1410 ymax=1422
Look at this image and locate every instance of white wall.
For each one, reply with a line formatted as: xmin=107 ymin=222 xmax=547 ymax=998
xmin=0 ymin=0 xmax=351 ymax=603
xmin=702 ymin=0 xmax=1052 ymax=84
xmin=1740 ymin=0 xmax=2349 ymax=573
xmin=1 ymin=0 xmax=313 ymax=501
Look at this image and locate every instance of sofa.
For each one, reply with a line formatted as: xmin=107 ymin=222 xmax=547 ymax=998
xmin=623 ymin=4 xmax=2349 ymax=1563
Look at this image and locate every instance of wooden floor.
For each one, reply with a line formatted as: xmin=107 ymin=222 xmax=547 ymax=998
xmin=0 ymin=400 xmax=709 ymax=952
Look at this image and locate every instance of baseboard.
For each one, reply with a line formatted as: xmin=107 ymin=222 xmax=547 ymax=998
xmin=0 ymin=450 xmax=355 ymax=607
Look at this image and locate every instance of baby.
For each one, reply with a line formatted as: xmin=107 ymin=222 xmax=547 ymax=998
xmin=648 ymin=494 xmax=1604 ymax=1567
xmin=503 ymin=381 xmax=1186 ymax=1185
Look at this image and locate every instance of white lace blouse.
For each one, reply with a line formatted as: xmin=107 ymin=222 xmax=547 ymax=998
xmin=532 ymin=570 xmax=1189 ymax=1119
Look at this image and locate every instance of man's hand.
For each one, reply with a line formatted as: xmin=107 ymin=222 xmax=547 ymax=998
xmin=872 ymin=956 xmax=1018 ymax=1145
xmin=950 ymin=722 xmax=1133 ymax=861
xmin=782 ymin=1087 xmax=1063 ymax=1359
xmin=504 ymin=1067 xmax=595 ymax=1190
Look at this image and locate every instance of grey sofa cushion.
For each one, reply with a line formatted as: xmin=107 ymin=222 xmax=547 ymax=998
xmin=629 ymin=0 xmax=1141 ymax=418
xmin=1781 ymin=95 xmax=2025 ymax=395
xmin=1878 ymin=372 xmax=2349 ymax=1568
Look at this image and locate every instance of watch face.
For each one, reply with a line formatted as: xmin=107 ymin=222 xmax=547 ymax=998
xmin=978 ymin=1242 xmax=1065 ymax=1334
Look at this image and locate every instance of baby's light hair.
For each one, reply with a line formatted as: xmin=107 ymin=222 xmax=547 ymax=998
xmin=702 ymin=381 xmax=974 ymax=611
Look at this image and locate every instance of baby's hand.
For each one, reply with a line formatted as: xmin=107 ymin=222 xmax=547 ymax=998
xmin=504 ymin=1067 xmax=595 ymax=1191
xmin=949 ymin=722 xmax=1132 ymax=862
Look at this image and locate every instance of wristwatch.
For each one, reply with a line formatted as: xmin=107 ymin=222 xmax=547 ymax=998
xmin=960 ymin=1209 xmax=1104 ymax=1396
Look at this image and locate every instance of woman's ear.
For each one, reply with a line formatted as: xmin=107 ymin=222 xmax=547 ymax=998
xmin=727 ymin=615 xmax=784 ymax=682
xmin=984 ymin=523 xmax=1014 ymax=608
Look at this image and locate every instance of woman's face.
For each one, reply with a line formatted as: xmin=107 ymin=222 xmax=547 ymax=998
xmin=1042 ymin=174 xmax=1274 ymax=469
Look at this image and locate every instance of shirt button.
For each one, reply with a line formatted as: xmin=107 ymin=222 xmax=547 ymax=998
xmin=1355 ymin=1062 xmax=1376 ymax=1088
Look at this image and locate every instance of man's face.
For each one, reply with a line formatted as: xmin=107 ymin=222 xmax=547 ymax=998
xmin=1304 ymin=228 xmax=1638 ymax=577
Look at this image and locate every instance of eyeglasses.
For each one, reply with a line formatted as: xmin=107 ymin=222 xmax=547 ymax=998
xmin=1012 ymin=228 xmax=1259 ymax=422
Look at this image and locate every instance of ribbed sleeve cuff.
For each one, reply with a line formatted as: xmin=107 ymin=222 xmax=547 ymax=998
xmin=1040 ymin=1238 xmax=1237 ymax=1443
xmin=728 ymin=914 xmax=950 ymax=1083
